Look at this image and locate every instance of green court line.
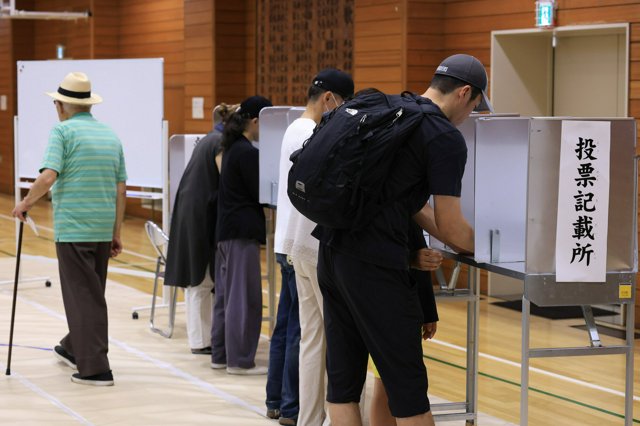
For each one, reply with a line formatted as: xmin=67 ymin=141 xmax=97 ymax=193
xmin=424 ymin=354 xmax=640 ymax=423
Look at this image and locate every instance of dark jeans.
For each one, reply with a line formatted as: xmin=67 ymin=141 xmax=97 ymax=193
xmin=265 ymin=253 xmax=300 ymax=419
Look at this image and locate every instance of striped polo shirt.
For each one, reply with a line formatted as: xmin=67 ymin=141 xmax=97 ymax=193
xmin=40 ymin=112 xmax=127 ymax=242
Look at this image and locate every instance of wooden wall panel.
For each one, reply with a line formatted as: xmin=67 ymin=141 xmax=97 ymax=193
xmin=183 ymin=0 xmax=213 ymax=134
xmin=406 ymin=0 xmax=444 ymax=94
xmin=0 ymin=1 xmax=35 ymax=193
xmin=216 ymin=1 xmax=254 ymax=104
xmin=0 ymin=20 xmax=14 ymax=193
xmin=120 ymin=0 xmax=184 ymax=134
xmin=91 ymin=0 xmax=120 ymax=59
xmin=32 ymin=1 xmax=92 ymax=60
xmin=354 ymin=0 xmax=403 ymax=93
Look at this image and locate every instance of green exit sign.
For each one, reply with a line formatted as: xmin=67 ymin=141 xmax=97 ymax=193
xmin=536 ymin=1 xmax=555 ymax=28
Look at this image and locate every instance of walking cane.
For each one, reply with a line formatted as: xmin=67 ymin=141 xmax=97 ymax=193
xmin=6 ymin=216 xmax=25 ymax=376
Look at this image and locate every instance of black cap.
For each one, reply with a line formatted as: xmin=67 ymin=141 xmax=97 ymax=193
xmin=312 ymin=68 xmax=355 ymax=99
xmin=238 ymin=95 xmax=273 ymax=119
xmin=434 ymin=54 xmax=493 ymax=112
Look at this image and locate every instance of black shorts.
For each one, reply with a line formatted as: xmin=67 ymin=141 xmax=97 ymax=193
xmin=317 ymin=243 xmax=430 ymax=418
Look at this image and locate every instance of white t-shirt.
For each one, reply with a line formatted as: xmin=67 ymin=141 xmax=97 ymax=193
xmin=273 ymin=117 xmax=316 ymax=254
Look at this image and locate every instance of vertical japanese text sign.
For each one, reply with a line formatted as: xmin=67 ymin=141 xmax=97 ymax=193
xmin=556 ymin=121 xmax=611 ymax=282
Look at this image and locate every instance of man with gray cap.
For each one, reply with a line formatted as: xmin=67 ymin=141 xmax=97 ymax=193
xmin=13 ymin=72 xmax=126 ymax=386
xmin=314 ymin=54 xmax=490 ymax=426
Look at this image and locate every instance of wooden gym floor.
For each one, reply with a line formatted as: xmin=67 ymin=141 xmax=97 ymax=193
xmin=0 ymin=193 xmax=637 ymax=425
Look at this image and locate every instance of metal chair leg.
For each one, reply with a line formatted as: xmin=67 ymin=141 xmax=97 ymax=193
xmin=148 ymin=256 xmax=177 ymax=338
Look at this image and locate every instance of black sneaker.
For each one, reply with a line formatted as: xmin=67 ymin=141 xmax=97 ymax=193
xmin=53 ymin=346 xmax=77 ymax=370
xmin=71 ymin=370 xmax=114 ymax=386
xmin=191 ymin=346 xmax=212 ymax=355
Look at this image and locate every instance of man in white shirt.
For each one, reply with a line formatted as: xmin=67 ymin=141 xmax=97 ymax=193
xmin=266 ymin=69 xmax=354 ymax=426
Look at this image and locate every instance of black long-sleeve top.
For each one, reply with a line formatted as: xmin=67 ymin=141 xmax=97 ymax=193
xmin=216 ymin=136 xmax=266 ymax=244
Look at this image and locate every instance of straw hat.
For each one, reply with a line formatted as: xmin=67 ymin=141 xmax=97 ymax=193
xmin=46 ymin=72 xmax=103 ymax=105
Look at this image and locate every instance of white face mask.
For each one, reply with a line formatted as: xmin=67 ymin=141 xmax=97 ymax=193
xmin=324 ymin=93 xmax=342 ymax=112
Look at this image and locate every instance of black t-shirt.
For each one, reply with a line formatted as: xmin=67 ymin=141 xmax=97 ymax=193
xmin=313 ymin=99 xmax=467 ymax=270
xmin=216 ymin=136 xmax=266 ymax=244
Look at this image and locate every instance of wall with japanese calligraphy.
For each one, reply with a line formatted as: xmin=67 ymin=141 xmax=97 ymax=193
xmin=256 ymin=0 xmax=354 ymax=106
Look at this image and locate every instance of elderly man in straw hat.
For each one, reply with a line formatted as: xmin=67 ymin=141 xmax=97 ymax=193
xmin=13 ymin=72 xmax=127 ymax=386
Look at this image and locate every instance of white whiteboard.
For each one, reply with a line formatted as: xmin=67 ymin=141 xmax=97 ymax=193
xmin=17 ymin=58 xmax=164 ymax=188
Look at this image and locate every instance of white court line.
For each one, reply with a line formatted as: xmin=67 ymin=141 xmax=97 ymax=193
xmin=0 ymin=362 xmax=93 ymax=425
xmin=110 ymin=338 xmax=265 ymax=417
xmin=107 ymin=266 xmax=156 ymax=280
xmin=10 ymin=294 xmax=267 ymax=419
xmin=430 ymin=338 xmax=640 ymax=402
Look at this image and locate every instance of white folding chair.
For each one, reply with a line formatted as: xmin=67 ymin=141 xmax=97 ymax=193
xmin=131 ymin=221 xmax=178 ymax=338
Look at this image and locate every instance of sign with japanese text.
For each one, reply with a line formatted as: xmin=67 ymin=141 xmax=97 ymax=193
xmin=556 ymin=121 xmax=611 ymax=282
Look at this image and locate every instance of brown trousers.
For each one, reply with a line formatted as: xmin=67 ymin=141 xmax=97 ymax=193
xmin=56 ymin=241 xmax=112 ymax=377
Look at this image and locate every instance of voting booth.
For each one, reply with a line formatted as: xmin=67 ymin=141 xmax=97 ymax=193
xmin=257 ymin=106 xmax=305 ymax=333
xmin=442 ymin=116 xmax=637 ymax=425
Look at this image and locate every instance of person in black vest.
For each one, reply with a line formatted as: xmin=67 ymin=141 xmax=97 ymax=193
xmin=313 ymin=54 xmax=490 ymax=425
xmin=164 ymin=103 xmax=237 ymax=354
xmin=211 ymin=95 xmax=273 ymax=375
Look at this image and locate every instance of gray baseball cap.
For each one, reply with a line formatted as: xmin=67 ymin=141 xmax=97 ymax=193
xmin=434 ymin=54 xmax=493 ymax=112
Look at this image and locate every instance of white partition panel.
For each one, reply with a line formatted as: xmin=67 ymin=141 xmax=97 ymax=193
xmin=258 ymin=106 xmax=305 ymax=206
xmin=474 ymin=117 xmax=530 ymax=263
xmin=430 ymin=113 xmax=518 ymax=250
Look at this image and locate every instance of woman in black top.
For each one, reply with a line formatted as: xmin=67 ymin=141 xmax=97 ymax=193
xmin=211 ymin=95 xmax=272 ymax=375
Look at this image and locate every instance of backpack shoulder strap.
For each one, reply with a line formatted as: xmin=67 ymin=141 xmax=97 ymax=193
xmin=400 ymin=91 xmax=446 ymax=119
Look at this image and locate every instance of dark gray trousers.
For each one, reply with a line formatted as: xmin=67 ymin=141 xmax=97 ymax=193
xmin=211 ymin=239 xmax=262 ymax=368
xmin=56 ymin=241 xmax=111 ymax=377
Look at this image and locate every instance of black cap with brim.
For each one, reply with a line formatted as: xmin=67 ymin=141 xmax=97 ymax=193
xmin=434 ymin=54 xmax=493 ymax=113
xmin=312 ymin=68 xmax=355 ymax=99
xmin=238 ymin=95 xmax=273 ymax=119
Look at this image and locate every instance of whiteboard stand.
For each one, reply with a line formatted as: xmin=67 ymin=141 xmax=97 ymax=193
xmin=5 ymin=116 xmax=52 ymax=289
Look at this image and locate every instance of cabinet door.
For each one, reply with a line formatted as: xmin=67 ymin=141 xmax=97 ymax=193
xmin=554 ymin=32 xmax=627 ymax=117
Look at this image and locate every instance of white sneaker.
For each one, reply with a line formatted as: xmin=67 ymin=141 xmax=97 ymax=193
xmin=226 ymin=366 xmax=267 ymax=375
xmin=210 ymin=362 xmax=227 ymax=369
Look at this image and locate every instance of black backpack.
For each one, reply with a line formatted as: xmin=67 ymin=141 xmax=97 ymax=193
xmin=287 ymin=89 xmax=440 ymax=229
